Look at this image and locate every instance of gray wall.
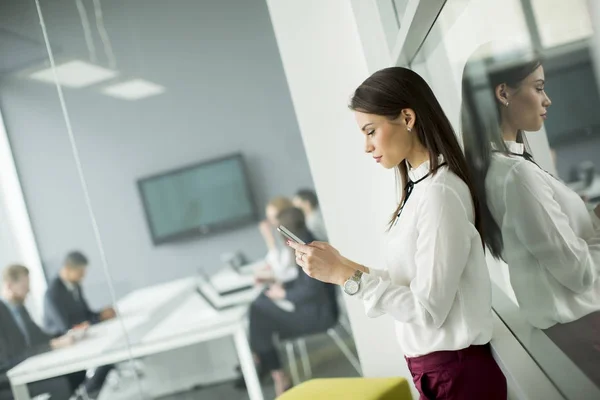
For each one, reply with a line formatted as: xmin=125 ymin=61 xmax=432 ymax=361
xmin=0 ymin=0 xmax=313 ymax=307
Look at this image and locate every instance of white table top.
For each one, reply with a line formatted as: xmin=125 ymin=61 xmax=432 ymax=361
xmin=140 ymin=292 xmax=248 ymax=346
xmin=7 ymin=265 xmax=262 ymax=386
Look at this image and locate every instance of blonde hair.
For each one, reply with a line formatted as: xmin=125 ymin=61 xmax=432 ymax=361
xmin=266 ymin=196 xmax=293 ymax=213
xmin=2 ymin=264 xmax=29 ymax=284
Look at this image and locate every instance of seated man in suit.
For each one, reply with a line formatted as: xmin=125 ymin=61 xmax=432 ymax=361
xmin=0 ymin=264 xmax=75 ymax=399
xmin=44 ymin=251 xmax=116 ymax=335
xmin=44 ymin=251 xmax=116 ymax=398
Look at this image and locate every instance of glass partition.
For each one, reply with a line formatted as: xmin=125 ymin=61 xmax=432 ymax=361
xmin=0 ymin=1 xmax=361 ymax=399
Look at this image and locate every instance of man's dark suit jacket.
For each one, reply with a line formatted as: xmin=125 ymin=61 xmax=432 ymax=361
xmin=0 ymin=301 xmax=71 ymax=400
xmin=43 ymin=277 xmax=100 ymax=336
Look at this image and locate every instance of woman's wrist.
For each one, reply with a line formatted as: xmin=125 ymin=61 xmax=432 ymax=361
xmin=344 ymin=258 xmax=369 ymax=274
xmin=336 ymin=258 xmax=369 ymax=285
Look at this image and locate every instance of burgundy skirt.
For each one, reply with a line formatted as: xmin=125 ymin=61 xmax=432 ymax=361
xmin=405 ymin=344 xmax=507 ymax=400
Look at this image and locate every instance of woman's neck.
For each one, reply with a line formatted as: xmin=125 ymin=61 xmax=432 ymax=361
xmin=406 ymin=146 xmax=429 ymax=169
xmin=500 ymin=121 xmax=518 ymax=142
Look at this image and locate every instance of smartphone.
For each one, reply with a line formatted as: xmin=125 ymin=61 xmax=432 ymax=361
xmin=277 ymin=225 xmax=306 ymax=245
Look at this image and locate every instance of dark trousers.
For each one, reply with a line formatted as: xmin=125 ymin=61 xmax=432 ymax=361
xmin=406 ymin=343 xmax=507 ymax=400
xmin=28 ymin=376 xmax=72 ymax=399
xmin=249 ymin=293 xmax=333 ymax=372
xmin=65 ymin=365 xmax=113 ymax=395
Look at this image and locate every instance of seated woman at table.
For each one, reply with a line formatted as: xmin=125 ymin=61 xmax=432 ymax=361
xmin=249 ymin=207 xmax=337 ymax=396
xmin=256 ymin=196 xmax=298 ymax=284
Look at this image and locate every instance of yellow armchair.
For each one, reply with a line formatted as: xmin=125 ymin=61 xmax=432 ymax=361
xmin=278 ymin=377 xmax=412 ymax=400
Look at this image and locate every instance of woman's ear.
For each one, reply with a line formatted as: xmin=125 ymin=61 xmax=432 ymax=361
xmin=495 ymin=84 xmax=509 ymax=106
xmin=402 ymin=108 xmax=416 ymax=131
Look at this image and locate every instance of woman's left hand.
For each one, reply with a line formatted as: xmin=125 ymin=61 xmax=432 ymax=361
xmin=287 ymin=241 xmax=353 ymax=285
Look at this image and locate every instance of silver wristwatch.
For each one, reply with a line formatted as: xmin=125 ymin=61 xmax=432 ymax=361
xmin=343 ymin=270 xmax=363 ymax=295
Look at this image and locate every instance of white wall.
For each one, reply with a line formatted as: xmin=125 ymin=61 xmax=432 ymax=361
xmin=266 ymin=0 xmax=417 ymax=395
xmin=0 ymin=111 xmax=46 ymax=323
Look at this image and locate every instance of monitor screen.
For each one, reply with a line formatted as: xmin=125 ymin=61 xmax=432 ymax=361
xmin=138 ymin=154 xmax=257 ymax=244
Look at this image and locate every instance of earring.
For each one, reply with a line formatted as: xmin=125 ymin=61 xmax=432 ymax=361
xmin=505 ymin=101 xmax=509 ymax=107
xmin=407 ymin=127 xmax=412 ymax=132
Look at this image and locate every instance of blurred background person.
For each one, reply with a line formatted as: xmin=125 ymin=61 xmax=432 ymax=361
xmin=0 ymin=264 xmax=75 ymax=399
xmin=249 ymin=207 xmax=336 ymax=396
xmin=293 ymin=189 xmax=328 ymax=241
xmin=43 ymin=251 xmax=116 ymax=398
xmin=256 ymin=197 xmax=298 ymax=284
xmin=44 ymin=251 xmax=116 ymax=335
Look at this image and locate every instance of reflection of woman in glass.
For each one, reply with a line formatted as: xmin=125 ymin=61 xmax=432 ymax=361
xmin=461 ymin=45 xmax=600 ymax=330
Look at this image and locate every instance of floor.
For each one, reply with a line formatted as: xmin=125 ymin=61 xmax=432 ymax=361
xmin=157 ymin=331 xmax=360 ymax=400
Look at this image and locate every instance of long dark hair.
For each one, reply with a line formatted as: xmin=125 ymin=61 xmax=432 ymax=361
xmin=461 ymin=46 xmax=542 ymax=258
xmin=349 ymin=67 xmax=487 ymax=248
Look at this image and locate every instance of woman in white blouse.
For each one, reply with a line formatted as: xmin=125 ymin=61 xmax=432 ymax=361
xmin=256 ymin=196 xmax=298 ymax=283
xmin=461 ymin=45 xmax=600 ymax=330
xmin=288 ymin=67 xmax=506 ymax=399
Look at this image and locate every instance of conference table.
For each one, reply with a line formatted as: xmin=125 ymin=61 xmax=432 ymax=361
xmin=7 ymin=262 xmax=265 ymax=400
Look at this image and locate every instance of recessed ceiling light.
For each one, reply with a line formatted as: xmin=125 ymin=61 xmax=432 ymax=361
xmin=28 ymin=60 xmax=118 ymax=88
xmin=101 ymin=79 xmax=165 ymax=100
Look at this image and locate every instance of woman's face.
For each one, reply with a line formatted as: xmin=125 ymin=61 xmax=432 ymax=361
xmin=265 ymin=205 xmax=280 ymax=227
xmin=499 ymin=65 xmax=552 ymax=132
xmin=354 ymin=110 xmax=415 ymax=169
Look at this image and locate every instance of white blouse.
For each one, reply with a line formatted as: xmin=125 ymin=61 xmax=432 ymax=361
xmin=486 ymin=143 xmax=600 ymax=329
xmin=356 ymin=158 xmax=494 ymax=357
xmin=265 ymin=243 xmax=299 ymax=283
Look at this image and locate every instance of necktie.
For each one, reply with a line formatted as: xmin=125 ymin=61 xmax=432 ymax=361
xmin=13 ymin=305 xmax=31 ymax=346
xmin=395 ymin=162 xmax=448 ymax=222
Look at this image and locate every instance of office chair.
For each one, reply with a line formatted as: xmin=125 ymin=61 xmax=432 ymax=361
xmin=276 ymin=285 xmax=362 ymax=386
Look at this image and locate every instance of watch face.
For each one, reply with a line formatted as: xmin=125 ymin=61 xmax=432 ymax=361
xmin=344 ymin=279 xmax=359 ymax=295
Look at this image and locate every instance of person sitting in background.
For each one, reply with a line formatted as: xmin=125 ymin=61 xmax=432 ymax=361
xmin=0 ymin=264 xmax=75 ymax=399
xmin=44 ymin=251 xmax=116 ymax=335
xmin=249 ymin=207 xmax=337 ymax=396
xmin=257 ymin=196 xmax=298 ymax=283
xmin=43 ymin=251 xmax=116 ymax=398
xmin=293 ymin=189 xmax=328 ymax=241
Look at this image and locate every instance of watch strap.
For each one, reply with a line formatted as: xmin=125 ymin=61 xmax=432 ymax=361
xmin=351 ymin=269 xmax=363 ymax=282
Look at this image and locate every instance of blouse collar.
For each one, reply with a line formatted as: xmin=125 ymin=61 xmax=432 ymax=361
xmin=504 ymin=141 xmax=525 ymax=155
xmin=407 ymin=154 xmax=445 ymax=182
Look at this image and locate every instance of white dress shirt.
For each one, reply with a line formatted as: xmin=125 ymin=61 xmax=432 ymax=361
xmin=486 ymin=143 xmax=600 ymax=329
xmin=356 ymin=157 xmax=494 ymax=357
xmin=265 ymin=235 xmax=299 ymax=283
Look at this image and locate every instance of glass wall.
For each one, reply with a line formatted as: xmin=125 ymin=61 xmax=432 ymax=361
xmin=411 ymin=0 xmax=600 ymax=398
xmin=0 ymin=1 xmax=359 ymax=399
xmin=0 ymin=1 xmax=135 ymax=399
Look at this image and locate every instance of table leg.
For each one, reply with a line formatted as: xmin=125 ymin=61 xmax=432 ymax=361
xmin=10 ymin=382 xmax=31 ymax=400
xmin=233 ymin=327 xmax=264 ymax=400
